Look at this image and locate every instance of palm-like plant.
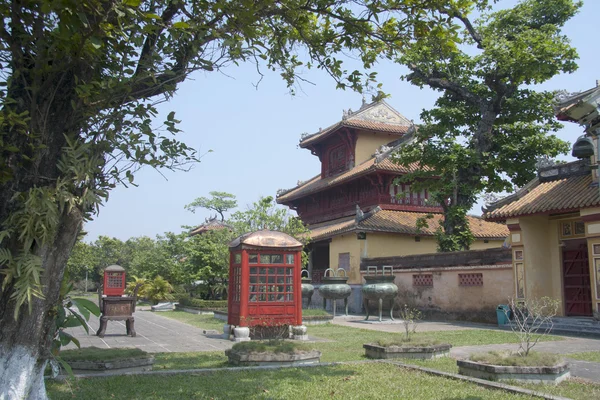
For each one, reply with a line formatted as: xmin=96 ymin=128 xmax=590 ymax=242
xmin=145 ymin=276 xmax=175 ymax=305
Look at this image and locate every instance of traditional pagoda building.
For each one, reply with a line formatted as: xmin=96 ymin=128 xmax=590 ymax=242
xmin=277 ymin=100 xmax=509 ymax=294
xmin=189 ymin=216 xmax=232 ymax=236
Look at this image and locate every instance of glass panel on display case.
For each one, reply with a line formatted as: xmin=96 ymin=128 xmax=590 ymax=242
xmin=234 ymin=253 xmax=242 ymax=264
xmin=249 ymin=253 xmax=258 ymax=263
xmin=271 ymin=254 xmax=283 ymax=264
xmin=260 ymin=254 xmax=271 ymax=264
xmin=286 ymin=254 xmax=295 ymax=264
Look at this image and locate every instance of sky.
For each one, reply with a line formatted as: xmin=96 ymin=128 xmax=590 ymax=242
xmin=83 ymin=0 xmax=600 ymax=242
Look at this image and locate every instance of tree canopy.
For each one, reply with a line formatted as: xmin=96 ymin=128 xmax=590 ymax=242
xmin=185 ymin=191 xmax=238 ymax=221
xmin=392 ymin=0 xmax=580 ymax=251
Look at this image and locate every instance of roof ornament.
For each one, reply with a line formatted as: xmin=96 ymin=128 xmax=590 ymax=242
xmin=554 ymin=89 xmax=582 ymax=104
xmin=374 ymin=144 xmax=392 ymax=164
xmin=297 ymin=179 xmax=305 ymax=187
xmin=355 ymin=204 xmax=364 ymax=223
xmin=361 ymin=96 xmax=367 ymax=108
xmin=535 ymin=155 xmax=556 ymax=170
xmin=408 ymin=120 xmax=416 ymax=134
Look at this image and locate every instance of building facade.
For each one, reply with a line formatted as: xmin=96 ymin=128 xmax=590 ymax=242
xmin=277 ymin=101 xmax=509 ymax=306
xmin=484 ymin=84 xmax=600 ymax=317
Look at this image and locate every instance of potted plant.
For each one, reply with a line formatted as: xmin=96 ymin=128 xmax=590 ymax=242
xmin=363 ymin=305 xmax=451 ymax=360
xmin=458 ymin=297 xmax=569 ymax=384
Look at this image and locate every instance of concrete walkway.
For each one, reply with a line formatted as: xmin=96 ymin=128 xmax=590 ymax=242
xmin=65 ymin=310 xmax=233 ymax=353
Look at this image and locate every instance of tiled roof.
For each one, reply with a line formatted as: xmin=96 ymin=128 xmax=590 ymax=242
xmin=300 ymin=101 xmax=413 ymax=148
xmin=309 ymin=209 xmax=508 ymax=241
xmin=276 ymin=156 xmax=424 ymax=203
xmin=484 ymin=173 xmax=600 ymax=220
xmin=189 ymin=219 xmax=232 ymax=236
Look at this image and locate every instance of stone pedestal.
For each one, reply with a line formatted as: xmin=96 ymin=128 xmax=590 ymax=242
xmin=223 ymin=324 xmax=232 ymax=340
xmin=233 ymin=326 xmax=250 ymax=342
xmin=292 ymin=325 xmax=308 ymax=341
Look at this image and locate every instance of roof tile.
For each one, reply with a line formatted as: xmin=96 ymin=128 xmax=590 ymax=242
xmin=309 ymin=210 xmax=508 ymax=241
xmin=484 ymin=174 xmax=600 ymax=220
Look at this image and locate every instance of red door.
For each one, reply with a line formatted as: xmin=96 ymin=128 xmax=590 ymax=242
xmin=563 ymin=243 xmax=593 ymax=316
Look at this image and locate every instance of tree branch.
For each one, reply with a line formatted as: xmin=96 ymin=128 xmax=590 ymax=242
xmin=406 ymin=65 xmax=484 ymax=107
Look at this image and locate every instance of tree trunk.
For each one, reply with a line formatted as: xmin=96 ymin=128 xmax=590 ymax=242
xmin=0 ymin=208 xmax=83 ymax=400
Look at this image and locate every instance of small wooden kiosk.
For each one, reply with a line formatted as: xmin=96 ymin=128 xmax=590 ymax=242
xmin=96 ymin=265 xmax=137 ymax=338
xmin=227 ymin=230 xmax=306 ymax=341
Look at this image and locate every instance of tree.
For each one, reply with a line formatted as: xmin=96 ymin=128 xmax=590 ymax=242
xmin=185 ymin=191 xmax=237 ymax=221
xmin=0 ymin=1 xmax=476 ymax=397
xmin=391 ymin=0 xmax=579 ymax=251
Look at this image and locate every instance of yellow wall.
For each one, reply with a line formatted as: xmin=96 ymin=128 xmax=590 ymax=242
xmin=329 ymin=232 xmax=504 ymax=284
xmin=354 ymin=131 xmax=396 ymax=165
xmin=393 ymin=267 xmax=513 ymax=313
xmin=519 ymin=216 xmax=558 ymax=302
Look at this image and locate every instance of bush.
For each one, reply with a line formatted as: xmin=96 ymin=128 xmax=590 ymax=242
xmin=179 ymin=296 xmax=227 ymax=310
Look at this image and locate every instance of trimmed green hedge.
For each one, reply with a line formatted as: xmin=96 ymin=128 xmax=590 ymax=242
xmin=179 ymin=296 xmax=227 ymax=310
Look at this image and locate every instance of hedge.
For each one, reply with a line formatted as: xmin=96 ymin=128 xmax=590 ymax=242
xmin=178 ymin=296 xmax=228 ymax=309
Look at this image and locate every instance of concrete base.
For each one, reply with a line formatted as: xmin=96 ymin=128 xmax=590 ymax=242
xmin=364 ymin=343 xmax=452 ymax=360
xmin=66 ymin=357 xmax=155 ymax=375
xmin=292 ymin=325 xmax=308 ymax=341
xmin=151 ymin=302 xmax=176 ymax=312
xmin=457 ymin=360 xmax=571 ymax=384
xmin=226 ymin=350 xmax=321 ymax=366
xmin=233 ymin=327 xmax=250 ymax=342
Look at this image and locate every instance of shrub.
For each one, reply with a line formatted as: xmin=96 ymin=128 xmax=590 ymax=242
xmin=505 ymin=296 xmax=559 ymax=356
xmin=178 ymin=296 xmax=227 ymax=310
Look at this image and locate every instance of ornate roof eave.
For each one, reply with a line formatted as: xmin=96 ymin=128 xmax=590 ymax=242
xmin=299 ymin=100 xmax=413 ymax=148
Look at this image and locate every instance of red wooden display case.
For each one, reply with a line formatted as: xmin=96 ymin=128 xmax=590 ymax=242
xmin=103 ymin=265 xmax=126 ymax=296
xmin=228 ymin=230 xmax=303 ymax=328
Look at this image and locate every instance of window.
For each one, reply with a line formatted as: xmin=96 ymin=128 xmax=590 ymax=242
xmin=249 ymin=265 xmax=294 ymax=302
xmin=338 ymin=253 xmax=350 ymax=272
xmin=232 ymin=266 xmax=241 ymax=302
xmin=413 ymin=274 xmax=433 ymax=287
xmin=560 ymin=220 xmax=585 ymax=239
xmin=234 ymin=253 xmax=242 ymax=264
xmin=458 ymin=273 xmax=483 ymax=286
xmin=106 ymin=272 xmax=122 ymax=288
xmin=328 ymin=145 xmax=347 ymax=175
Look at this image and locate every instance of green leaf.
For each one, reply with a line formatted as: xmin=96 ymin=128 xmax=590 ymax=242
xmin=89 ymin=37 xmax=102 ymax=49
xmin=173 ymin=21 xmax=190 ymax=29
xmin=124 ymin=0 xmax=142 ymax=6
xmin=72 ymin=297 xmax=101 ymax=317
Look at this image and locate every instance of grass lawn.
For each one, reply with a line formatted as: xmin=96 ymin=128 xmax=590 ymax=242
xmin=302 ymin=309 xmax=331 ymax=317
xmin=158 ymin=311 xmax=224 ymax=332
xmin=61 ymin=347 xmax=148 ymax=362
xmin=307 ymin=324 xmax=562 ymax=363
xmin=567 ymin=351 xmax=600 ymax=363
xmin=47 ymin=362 xmax=536 ymax=400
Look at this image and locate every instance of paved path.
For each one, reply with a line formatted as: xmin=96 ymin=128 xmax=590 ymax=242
xmin=65 ymin=310 xmax=233 ymax=353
